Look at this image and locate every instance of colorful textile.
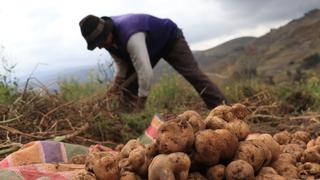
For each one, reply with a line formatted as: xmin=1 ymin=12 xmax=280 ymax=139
xmin=0 ymin=114 xmax=163 ymax=179
xmin=0 ymin=163 xmax=86 ymax=180
xmin=0 ymin=141 xmax=88 ymax=168
xmin=138 ymin=113 xmax=164 ymax=144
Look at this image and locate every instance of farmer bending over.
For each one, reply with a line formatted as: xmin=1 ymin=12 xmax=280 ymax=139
xmin=79 ymin=13 xmax=227 ymax=112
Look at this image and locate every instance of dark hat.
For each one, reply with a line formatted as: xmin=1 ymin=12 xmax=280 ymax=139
xmin=79 ymin=15 xmax=113 ymax=50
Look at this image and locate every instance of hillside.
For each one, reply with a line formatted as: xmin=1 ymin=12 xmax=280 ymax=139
xmin=197 ymin=9 xmax=320 ymax=83
xmin=194 ymin=36 xmax=256 ymax=67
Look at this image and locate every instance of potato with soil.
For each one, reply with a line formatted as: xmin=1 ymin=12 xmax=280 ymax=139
xmin=120 ymin=139 xmax=144 ymax=158
xmin=206 ymin=164 xmax=225 ymax=180
xmin=271 ymin=153 xmax=298 ymax=179
xmin=204 ymin=116 xmax=227 ymax=130
xmin=148 ymin=152 xmax=191 ymax=180
xmin=225 ymin=120 xmax=251 ymax=141
xmin=230 ymin=103 xmax=250 ymax=120
xmin=280 ymin=143 xmax=304 ymax=161
xmin=225 ymin=160 xmax=254 ymax=180
xmin=120 ymin=171 xmax=142 ymax=180
xmin=119 ymin=143 xmax=158 ymax=177
xmin=307 ymin=136 xmax=320 ymax=149
xmin=156 ymin=118 xmax=194 ymax=154
xmin=193 ymin=129 xmax=238 ymax=166
xmin=205 ymin=113 xmax=250 ymax=141
xmin=256 ymin=167 xmax=286 ymax=180
xmin=298 ymin=162 xmax=320 ymax=179
xmin=85 ymin=152 xmax=120 ymax=180
xmin=234 ymin=140 xmax=272 ymax=172
xmin=178 ymin=110 xmax=205 ymax=133
xmin=273 ymin=131 xmax=292 ymax=145
xmin=206 ymin=105 xmax=236 ymax=122
xmin=292 ymin=131 xmax=311 ymax=144
xmin=187 ymin=172 xmax=207 ymax=180
xmin=256 ymin=134 xmax=281 ymax=161
xmin=301 ymin=145 xmax=320 ymax=163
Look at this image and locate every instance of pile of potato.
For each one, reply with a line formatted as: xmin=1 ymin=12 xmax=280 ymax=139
xmin=75 ymin=103 xmax=320 ymax=180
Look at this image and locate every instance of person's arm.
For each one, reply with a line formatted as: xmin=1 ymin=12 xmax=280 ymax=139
xmin=107 ymin=54 xmax=128 ymax=95
xmin=111 ymin=54 xmax=128 ymax=79
xmin=126 ymin=32 xmax=153 ymax=98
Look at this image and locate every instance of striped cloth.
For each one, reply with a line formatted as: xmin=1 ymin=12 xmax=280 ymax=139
xmin=138 ymin=113 xmax=164 ymax=144
xmin=0 ymin=114 xmax=164 ymax=179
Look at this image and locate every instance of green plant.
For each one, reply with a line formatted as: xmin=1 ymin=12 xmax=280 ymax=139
xmin=0 ymin=54 xmax=18 ymax=104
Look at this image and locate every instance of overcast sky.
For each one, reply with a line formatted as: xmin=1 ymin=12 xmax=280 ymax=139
xmin=0 ymin=0 xmax=319 ymax=77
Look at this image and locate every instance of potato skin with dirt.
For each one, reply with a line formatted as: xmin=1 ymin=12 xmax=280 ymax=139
xmin=273 ymin=131 xmax=292 ymax=145
xmin=225 ymin=120 xmax=251 ymax=141
xmin=148 ymin=152 xmax=191 ymax=180
xmin=256 ymin=134 xmax=281 ymax=161
xmin=156 ymin=118 xmax=194 ymax=154
xmin=85 ymin=152 xmax=120 ymax=180
xmin=206 ymin=164 xmax=225 ymax=180
xmin=178 ymin=110 xmax=205 ymax=133
xmin=120 ymin=139 xmax=144 ymax=158
xmin=234 ymin=140 xmax=272 ymax=172
xmin=272 ymin=153 xmax=298 ymax=179
xmin=187 ymin=172 xmax=207 ymax=180
xmin=194 ymin=129 xmax=238 ymax=166
xmin=231 ymin=103 xmax=249 ymax=120
xmin=225 ymin=160 xmax=254 ymax=180
xmin=301 ymin=145 xmax=320 ymax=163
xmin=206 ymin=105 xmax=235 ymax=122
xmin=204 ymin=116 xmax=227 ymax=130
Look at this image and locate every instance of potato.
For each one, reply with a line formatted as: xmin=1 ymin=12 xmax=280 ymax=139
xmin=206 ymin=164 xmax=225 ymax=180
xmin=307 ymin=139 xmax=316 ymax=149
xmin=255 ymin=174 xmax=286 ymax=180
xmin=194 ymin=129 xmax=238 ymax=166
xmin=258 ymin=167 xmax=278 ymax=175
xmin=71 ymin=154 xmax=87 ymax=164
xmin=280 ymin=144 xmax=304 ymax=161
xmin=292 ymin=131 xmax=311 ymax=144
xmin=301 ymin=145 xmax=320 ymax=163
xmin=307 ymin=137 xmax=320 ymax=149
xmin=74 ymin=171 xmax=96 ymax=180
xmin=272 ymin=153 xmax=298 ymax=179
xmin=256 ymin=167 xmax=286 ymax=180
xmin=85 ymin=152 xmax=120 ymax=180
xmin=273 ymin=131 xmax=292 ymax=145
xmin=148 ymin=152 xmax=191 ymax=180
xmin=178 ymin=110 xmax=205 ymax=133
xmin=206 ymin=105 xmax=236 ymax=122
xmin=119 ymin=143 xmax=158 ymax=177
xmin=156 ymin=118 xmax=194 ymax=154
xmin=256 ymin=134 xmax=281 ymax=162
xmin=234 ymin=140 xmax=272 ymax=172
xmin=187 ymin=172 xmax=207 ymax=180
xmin=115 ymin=144 xmax=125 ymax=152
xmin=120 ymin=139 xmax=144 ymax=158
xmin=298 ymin=162 xmax=320 ymax=179
xmin=225 ymin=120 xmax=250 ymax=141
xmin=272 ymin=161 xmax=298 ymax=179
xmin=231 ymin=103 xmax=249 ymax=120
xmin=277 ymin=153 xmax=297 ymax=165
xmin=204 ymin=116 xmax=227 ymax=130
xmin=225 ymin=160 xmax=254 ymax=180
xmin=120 ymin=171 xmax=142 ymax=180
xmin=316 ymin=136 xmax=320 ymax=145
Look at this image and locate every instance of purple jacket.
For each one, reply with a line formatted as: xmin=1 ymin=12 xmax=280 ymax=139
xmin=105 ymin=14 xmax=178 ymax=61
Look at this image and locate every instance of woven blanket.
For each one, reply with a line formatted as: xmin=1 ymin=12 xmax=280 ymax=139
xmin=0 ymin=114 xmax=164 ymax=179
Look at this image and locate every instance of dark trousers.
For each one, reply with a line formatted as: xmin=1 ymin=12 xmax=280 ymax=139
xmin=122 ymin=33 xmax=227 ymax=109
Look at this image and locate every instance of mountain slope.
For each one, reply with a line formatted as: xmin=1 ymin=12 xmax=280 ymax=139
xmin=198 ymin=9 xmax=320 ymax=83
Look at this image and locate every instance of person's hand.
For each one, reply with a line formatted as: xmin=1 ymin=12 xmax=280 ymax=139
xmin=133 ymin=96 xmax=148 ymax=113
xmin=107 ymin=76 xmax=125 ymax=96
